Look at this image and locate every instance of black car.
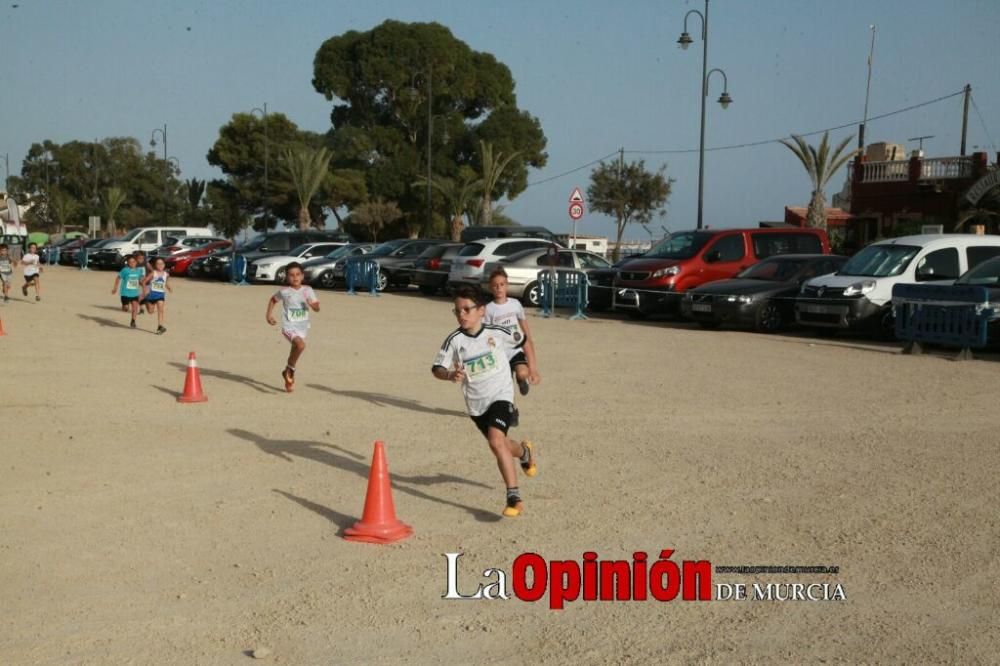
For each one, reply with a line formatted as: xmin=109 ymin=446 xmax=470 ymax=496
xmin=410 ymin=242 xmax=465 ymax=294
xmin=586 ymin=256 xmax=638 ymax=312
xmin=333 ymin=238 xmax=450 ymax=291
xmin=61 ymin=238 xmax=108 ymax=266
xmin=193 ymin=230 xmax=354 ymax=281
xmin=942 ymin=255 xmax=1000 ymax=345
xmin=87 ymin=241 xmax=128 ymax=270
xmin=681 ymin=254 xmax=847 ymax=332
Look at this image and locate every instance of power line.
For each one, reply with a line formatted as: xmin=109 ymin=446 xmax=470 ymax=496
xmin=970 ymin=94 xmax=997 ymax=152
xmin=526 ymin=150 xmax=620 ymax=187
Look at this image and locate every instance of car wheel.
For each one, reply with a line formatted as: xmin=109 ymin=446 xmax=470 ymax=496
xmin=318 ymin=270 xmax=337 ymax=289
xmin=275 ymin=266 xmax=287 ymax=284
xmin=877 ymin=307 xmax=897 ymax=341
xmin=376 ymin=269 xmax=389 ymax=292
xmin=755 ymin=301 xmax=783 ymax=333
xmin=523 ymin=281 xmax=541 ymax=307
xmin=418 ymin=285 xmax=438 ymax=295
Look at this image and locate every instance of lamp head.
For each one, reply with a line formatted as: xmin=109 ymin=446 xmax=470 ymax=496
xmin=677 ymin=32 xmax=693 ymax=49
xmin=717 ymin=91 xmax=733 ymax=109
xmin=150 ymin=138 xmax=157 ymax=148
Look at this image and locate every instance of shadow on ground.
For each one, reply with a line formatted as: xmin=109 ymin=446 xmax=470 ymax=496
xmin=168 ymin=362 xmax=282 ymax=394
xmin=308 ymin=384 xmax=467 ymax=418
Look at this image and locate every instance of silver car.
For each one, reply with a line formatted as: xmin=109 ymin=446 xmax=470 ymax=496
xmin=480 ymin=248 xmax=612 ymax=306
xmin=302 ymin=243 xmax=376 ymax=288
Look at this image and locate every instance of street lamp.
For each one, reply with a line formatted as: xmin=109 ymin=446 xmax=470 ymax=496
xmin=678 ymin=0 xmax=733 ymax=230
xmin=150 ymin=124 xmax=171 ymax=224
xmin=250 ymin=103 xmax=269 ymax=220
xmin=43 ymin=151 xmax=59 ymax=230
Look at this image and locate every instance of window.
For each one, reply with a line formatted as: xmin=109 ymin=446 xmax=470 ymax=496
xmin=707 ymin=234 xmax=745 ymax=262
xmin=966 ymin=246 xmax=1000 ymax=270
xmin=140 ymin=230 xmax=158 ymax=244
xmin=265 ymin=236 xmax=291 ymax=252
xmin=578 ymin=253 xmax=611 ymax=269
xmin=458 ymin=243 xmax=485 ymax=257
xmin=915 ymin=248 xmax=960 ymax=281
xmin=497 ymin=240 xmax=545 ymax=256
xmin=752 ymin=232 xmax=822 ymax=259
xmin=840 ymin=244 xmax=919 ymax=277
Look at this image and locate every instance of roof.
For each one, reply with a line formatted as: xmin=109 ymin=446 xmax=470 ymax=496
xmin=873 ymin=233 xmax=1000 ymax=247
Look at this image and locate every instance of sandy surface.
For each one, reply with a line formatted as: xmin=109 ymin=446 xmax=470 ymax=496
xmin=1 ymin=266 xmax=997 ymax=665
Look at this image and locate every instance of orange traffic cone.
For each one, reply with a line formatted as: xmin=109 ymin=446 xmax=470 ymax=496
xmin=0 ymin=316 xmax=6 ymax=337
xmin=177 ymin=351 xmax=208 ymax=403
xmin=344 ymin=441 xmax=413 ymax=544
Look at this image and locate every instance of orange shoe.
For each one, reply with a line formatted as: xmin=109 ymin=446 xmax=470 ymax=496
xmin=520 ymin=441 xmax=537 ymax=478
xmin=282 ymin=366 xmax=295 ymax=393
xmin=502 ymin=496 xmax=524 ymax=518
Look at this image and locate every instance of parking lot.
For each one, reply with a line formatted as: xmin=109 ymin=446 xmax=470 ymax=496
xmin=1 ymin=266 xmax=997 ymax=664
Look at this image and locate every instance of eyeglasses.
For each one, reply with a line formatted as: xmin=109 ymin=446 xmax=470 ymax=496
xmin=452 ymin=305 xmax=480 ymax=315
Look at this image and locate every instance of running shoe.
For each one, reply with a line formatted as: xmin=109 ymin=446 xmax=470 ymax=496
xmin=518 ymin=379 xmax=530 ymax=396
xmin=156 ymin=326 xmax=166 ymax=335
xmin=502 ymin=496 xmax=524 ymax=518
xmin=282 ymin=366 xmax=295 ymax=393
xmin=130 ymin=319 xmax=136 ymax=329
xmin=21 ymin=285 xmax=27 ymax=296
xmin=35 ymin=296 xmax=40 ymax=302
xmin=520 ymin=441 xmax=537 ymax=477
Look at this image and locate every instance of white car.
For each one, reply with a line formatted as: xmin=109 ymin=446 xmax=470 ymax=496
xmin=479 ymin=247 xmax=612 ymax=306
xmin=250 ymin=242 xmax=346 ymax=283
xmin=151 ymin=236 xmax=226 ymax=257
xmin=448 ymin=237 xmax=560 ymax=289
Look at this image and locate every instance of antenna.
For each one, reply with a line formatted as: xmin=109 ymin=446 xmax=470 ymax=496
xmin=908 ymin=135 xmax=935 ymax=152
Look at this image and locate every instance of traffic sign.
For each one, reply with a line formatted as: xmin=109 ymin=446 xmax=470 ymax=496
xmin=569 ymin=187 xmax=585 ymax=203
xmin=568 ymin=202 xmax=584 ymax=220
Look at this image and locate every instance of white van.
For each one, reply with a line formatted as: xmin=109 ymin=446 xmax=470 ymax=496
xmin=796 ymin=234 xmax=1000 ymax=336
xmin=102 ymin=226 xmax=213 ymax=258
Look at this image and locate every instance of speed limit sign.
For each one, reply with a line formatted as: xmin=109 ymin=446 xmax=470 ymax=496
xmin=568 ymin=202 xmax=584 ymax=220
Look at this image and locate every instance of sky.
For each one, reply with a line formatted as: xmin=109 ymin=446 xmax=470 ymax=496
xmin=2 ymin=0 xmax=998 ymax=243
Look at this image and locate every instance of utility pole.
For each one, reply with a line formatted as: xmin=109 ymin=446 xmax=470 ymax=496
xmin=960 ymin=84 xmax=971 ymax=156
xmin=859 ymin=24 xmax=876 ymax=151
xmin=427 ymin=63 xmax=433 ymax=230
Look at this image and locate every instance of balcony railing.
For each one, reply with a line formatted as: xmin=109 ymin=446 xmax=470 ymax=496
xmin=858 ymin=160 xmax=909 ymax=183
xmin=853 ymin=155 xmax=975 ymax=184
xmin=920 ymin=157 xmax=973 ymax=179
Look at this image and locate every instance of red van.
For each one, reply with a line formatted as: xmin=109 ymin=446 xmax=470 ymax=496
xmin=612 ymin=227 xmax=830 ymax=316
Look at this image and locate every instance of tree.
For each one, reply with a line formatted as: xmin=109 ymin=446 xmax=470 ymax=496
xmin=587 ymin=158 xmax=673 ymax=261
xmin=283 ymin=146 xmax=331 ymax=230
xmin=312 ymin=20 xmax=547 ymax=236
xmin=49 ymin=188 xmax=79 ymax=234
xmin=475 ymin=140 xmax=519 ymax=226
xmin=102 ymin=187 xmax=126 ymax=237
xmin=184 ymin=178 xmax=206 ymax=211
xmin=780 ymin=132 xmax=860 ymax=231
xmin=204 ymin=180 xmax=250 ymax=241
xmin=349 ymin=198 xmax=403 ymax=242
xmin=413 ymin=168 xmax=483 ymax=241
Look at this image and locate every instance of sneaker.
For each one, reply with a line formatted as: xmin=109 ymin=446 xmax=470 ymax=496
xmin=502 ymin=495 xmax=524 ymax=518
xmin=35 ymin=296 xmax=40 ymax=302
xmin=519 ymin=441 xmax=537 ymax=477
xmin=282 ymin=366 xmax=295 ymax=393
xmin=510 ymin=407 xmax=520 ymax=428
xmin=518 ymin=379 xmax=530 ymax=396
xmin=21 ymin=285 xmax=27 ymax=297
xmin=156 ymin=326 xmax=166 ymax=335
xmin=3 ymin=296 xmax=9 ymax=303
xmin=129 ymin=319 xmax=136 ymax=329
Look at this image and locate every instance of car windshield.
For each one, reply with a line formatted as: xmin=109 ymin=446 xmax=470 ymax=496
xmin=737 ymin=258 xmax=809 ymax=281
xmin=956 ymin=257 xmax=1000 ymax=286
xmin=120 ymin=228 xmax=143 ymax=241
xmin=370 ymin=241 xmax=406 ymax=257
xmin=643 ymin=231 xmax=714 ymax=259
xmin=288 ymin=243 xmax=315 ymax=256
xmin=239 ymin=235 xmax=267 ymax=252
xmin=840 ymin=244 xmax=919 ymax=277
xmin=326 ymin=245 xmax=358 ymax=259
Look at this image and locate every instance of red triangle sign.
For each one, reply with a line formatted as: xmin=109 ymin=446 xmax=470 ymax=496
xmin=569 ymin=187 xmax=585 ymax=203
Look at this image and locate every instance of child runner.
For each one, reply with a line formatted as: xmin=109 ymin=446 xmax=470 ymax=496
xmin=432 ymin=286 xmax=537 ymax=518
xmin=134 ymin=251 xmax=150 ymax=315
xmin=484 ymin=267 xmax=541 ymax=402
xmin=112 ymin=254 xmax=144 ymax=328
xmin=20 ymin=243 xmax=41 ymax=301
xmin=140 ymin=256 xmax=172 ymax=334
xmin=265 ymin=262 xmax=319 ymax=392
xmin=0 ymin=244 xmax=14 ymax=303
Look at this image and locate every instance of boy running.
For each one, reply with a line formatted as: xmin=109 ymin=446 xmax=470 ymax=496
xmin=432 ymin=286 xmax=537 ymax=518
xmin=21 ymin=243 xmax=41 ymax=301
xmin=0 ymin=244 xmax=14 ymax=302
xmin=112 ymin=254 xmax=144 ymax=328
xmin=485 ymin=267 xmax=541 ymax=395
xmin=265 ymin=262 xmax=319 ymax=392
xmin=140 ymin=257 xmax=172 ymax=334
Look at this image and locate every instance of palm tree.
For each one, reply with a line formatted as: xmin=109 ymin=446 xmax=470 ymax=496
xmin=780 ymin=132 xmax=860 ymax=230
xmin=284 ymin=146 xmax=331 ymax=230
xmin=955 ymin=184 xmax=1000 ymax=232
xmin=49 ymin=188 xmax=78 ymax=235
xmin=102 ymin=187 xmax=126 ymax=237
xmin=476 ymin=140 xmax=519 ymax=227
xmin=185 ymin=178 xmax=206 ymax=211
xmin=414 ymin=169 xmax=483 ymax=241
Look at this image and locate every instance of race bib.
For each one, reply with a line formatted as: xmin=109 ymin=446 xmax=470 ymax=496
xmin=151 ymin=278 xmax=166 ymax=293
xmin=126 ymin=278 xmax=139 ymax=290
xmin=465 ymin=351 xmax=499 ymax=378
xmin=287 ymin=307 xmax=308 ymax=323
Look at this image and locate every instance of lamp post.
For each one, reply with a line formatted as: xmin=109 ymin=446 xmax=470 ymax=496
xmin=678 ymin=0 xmax=733 ymax=230
xmin=250 ymin=103 xmax=269 ymax=220
xmin=2 ymin=152 xmax=8 ymax=193
xmin=43 ymin=151 xmax=59 ymax=230
xmin=150 ymin=125 xmax=170 ymax=224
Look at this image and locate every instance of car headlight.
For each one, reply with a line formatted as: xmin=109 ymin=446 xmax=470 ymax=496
xmin=726 ymin=295 xmax=754 ymax=304
xmin=255 ymin=262 xmax=275 ymax=270
xmin=651 ymin=266 xmax=681 ymax=279
xmin=843 ymin=280 xmax=876 ymax=297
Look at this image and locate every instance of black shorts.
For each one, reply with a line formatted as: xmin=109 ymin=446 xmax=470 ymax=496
xmin=24 ymin=274 xmax=38 ymax=284
xmin=121 ymin=296 xmax=138 ymax=306
xmin=471 ymin=401 xmax=515 ymax=438
xmin=509 ymin=351 xmax=528 ymax=367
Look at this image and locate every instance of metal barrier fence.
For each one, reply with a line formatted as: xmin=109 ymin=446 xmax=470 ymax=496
xmin=47 ymin=247 xmax=61 ymax=265
xmin=538 ymin=269 xmax=588 ymax=319
xmin=79 ymin=248 xmax=89 ymax=271
xmin=346 ymin=259 xmax=380 ymax=296
xmin=230 ymin=254 xmax=250 ymax=286
xmin=892 ymin=283 xmax=994 ymax=360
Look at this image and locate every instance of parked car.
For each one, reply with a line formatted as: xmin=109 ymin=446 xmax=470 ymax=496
xmin=796 ymin=234 xmax=1000 ymax=337
xmin=249 ymin=242 xmax=346 ymax=283
xmin=681 ymin=254 xmax=847 ymax=332
xmin=332 ymin=238 xmax=449 ymax=291
xmin=93 ymin=226 xmax=214 ymax=268
xmin=163 ymin=240 xmax=233 ymax=276
xmin=948 ymin=255 xmax=1000 ymax=345
xmin=480 ymin=248 xmax=613 ymax=307
xmin=411 ymin=242 xmax=466 ymax=295
xmin=186 ymin=246 xmax=236 ymax=279
xmin=460 ymin=225 xmax=556 ymax=243
xmin=150 ymin=235 xmax=226 ymax=258
xmin=587 ymin=256 xmax=637 ymax=312
xmin=61 ymin=238 xmax=108 ymax=266
xmin=303 ymin=243 xmax=376 ymax=288
xmin=195 ymin=230 xmax=353 ymax=280
xmin=448 ymin=237 xmax=561 ymax=290
xmin=613 ymin=227 xmax=831 ymax=317
xmin=41 ymin=237 xmax=85 ymax=263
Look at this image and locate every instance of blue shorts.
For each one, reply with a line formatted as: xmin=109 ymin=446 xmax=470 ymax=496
xmin=143 ymin=293 xmax=165 ymax=303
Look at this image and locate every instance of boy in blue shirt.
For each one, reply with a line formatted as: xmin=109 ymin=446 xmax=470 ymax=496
xmin=111 ymin=254 xmax=144 ymax=329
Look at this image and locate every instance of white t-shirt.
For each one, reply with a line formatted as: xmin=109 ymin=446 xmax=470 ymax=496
xmin=433 ymin=324 xmax=517 ymax=416
xmin=274 ymin=285 xmax=318 ymax=333
xmin=21 ymin=253 xmax=40 ymax=277
xmin=484 ymin=299 xmax=527 ymax=358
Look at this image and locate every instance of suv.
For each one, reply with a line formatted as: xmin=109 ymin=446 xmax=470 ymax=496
xmin=796 ymin=234 xmax=1000 ymax=337
xmin=411 ymin=242 xmax=466 ymax=295
xmin=460 ymin=226 xmax=556 ymax=243
xmin=613 ymin=227 xmax=830 ymax=316
xmin=332 ymin=238 xmax=449 ymax=291
xmin=448 ymin=237 xmax=561 ymax=290
xmin=480 ymin=248 xmax=613 ymax=306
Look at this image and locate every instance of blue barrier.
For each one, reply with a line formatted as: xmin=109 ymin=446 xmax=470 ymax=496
xmin=346 ymin=259 xmax=380 ymax=296
xmin=229 ymin=254 xmax=250 ymax=286
xmin=47 ymin=247 xmax=61 ymax=265
xmin=892 ymin=283 xmax=994 ymax=359
xmin=538 ymin=269 xmax=588 ymax=320
xmin=79 ymin=248 xmax=89 ymax=271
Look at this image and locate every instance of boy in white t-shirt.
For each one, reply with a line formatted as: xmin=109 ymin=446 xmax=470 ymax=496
xmin=432 ymin=286 xmax=537 ymax=518
xmin=0 ymin=244 xmax=14 ymax=302
xmin=484 ymin=268 xmax=541 ymax=425
xmin=265 ymin=262 xmax=319 ymax=392
xmin=20 ymin=243 xmax=42 ymax=301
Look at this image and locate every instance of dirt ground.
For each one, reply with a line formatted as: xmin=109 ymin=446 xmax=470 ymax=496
xmin=1 ymin=266 xmax=997 ymax=665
